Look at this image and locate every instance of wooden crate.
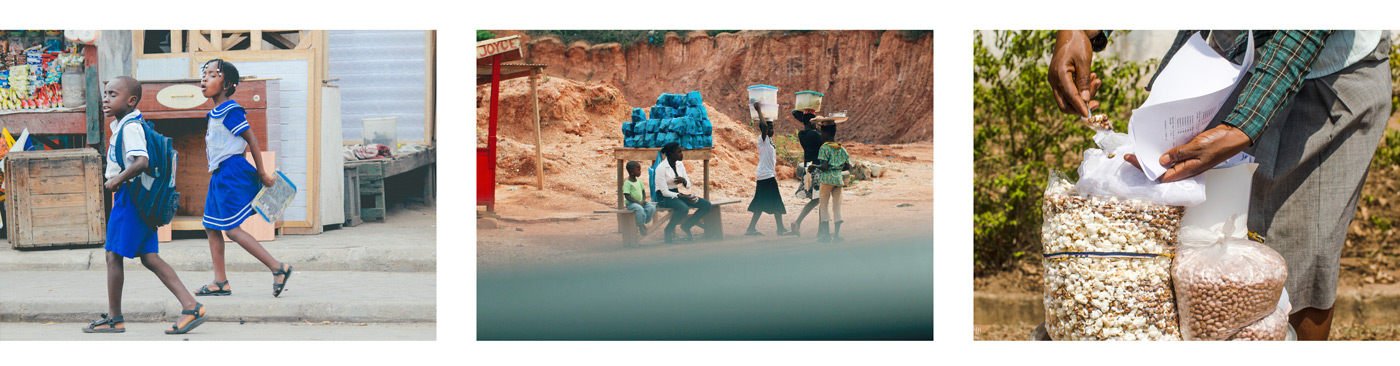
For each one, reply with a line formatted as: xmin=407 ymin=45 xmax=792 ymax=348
xmin=4 ymin=148 xmax=106 ymax=249
xmin=348 ymin=160 xmax=387 ymax=222
xmin=343 ymin=165 xmax=363 ymax=227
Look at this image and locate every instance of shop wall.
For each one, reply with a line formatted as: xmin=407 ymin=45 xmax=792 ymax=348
xmin=134 ymin=57 xmax=189 ymax=80
xmin=237 ymin=60 xmax=311 ymax=222
xmin=97 ymin=30 xmax=133 ymax=82
xmin=129 ymin=57 xmax=312 ymax=222
xmin=327 ymin=30 xmax=428 ymax=144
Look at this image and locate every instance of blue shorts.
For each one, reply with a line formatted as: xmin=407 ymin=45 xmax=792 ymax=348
xmin=106 ymin=182 xmax=158 ymax=258
xmin=202 ymin=155 xmax=261 ymax=230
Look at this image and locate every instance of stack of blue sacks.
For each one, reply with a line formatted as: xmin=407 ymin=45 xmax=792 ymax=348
xmin=621 ymin=90 xmax=714 ymax=149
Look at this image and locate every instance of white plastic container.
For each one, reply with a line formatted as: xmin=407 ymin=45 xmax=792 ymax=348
xmin=362 ymin=117 xmax=399 ymax=156
xmin=747 ymin=84 xmax=778 ymax=122
xmin=795 ymin=90 xmax=823 ymax=111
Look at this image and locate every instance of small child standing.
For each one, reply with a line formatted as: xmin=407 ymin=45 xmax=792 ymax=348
xmin=192 ymin=59 xmax=294 ymax=298
xmin=623 ymin=161 xmax=656 ymax=236
xmin=815 ymin=124 xmax=850 ymax=243
xmin=745 ymin=103 xmax=788 ymax=236
xmin=83 ymin=76 xmax=208 ymax=335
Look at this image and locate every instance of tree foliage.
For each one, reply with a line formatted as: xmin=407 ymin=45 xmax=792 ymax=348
xmin=972 ymin=31 xmax=1156 ymax=275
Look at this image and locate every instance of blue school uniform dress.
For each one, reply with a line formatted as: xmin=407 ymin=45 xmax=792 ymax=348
xmin=202 ymin=100 xmax=261 ymax=230
xmin=106 ymin=109 xmax=159 ymax=258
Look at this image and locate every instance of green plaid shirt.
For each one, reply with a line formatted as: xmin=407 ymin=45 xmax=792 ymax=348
xmin=1149 ymin=30 xmax=1333 ymax=143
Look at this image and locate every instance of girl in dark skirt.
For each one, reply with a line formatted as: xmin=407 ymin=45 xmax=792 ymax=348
xmin=746 ymin=106 xmax=788 ymax=236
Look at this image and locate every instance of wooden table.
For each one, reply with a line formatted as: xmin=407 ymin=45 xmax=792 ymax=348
xmin=612 ymin=147 xmax=712 ymax=209
xmin=602 ymin=147 xmax=733 ymax=247
xmin=345 ymin=146 xmax=436 ymax=224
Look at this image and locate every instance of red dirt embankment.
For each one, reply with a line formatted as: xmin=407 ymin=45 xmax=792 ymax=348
xmin=489 ymin=30 xmax=934 ymax=145
xmin=477 ymin=77 xmax=778 ymax=218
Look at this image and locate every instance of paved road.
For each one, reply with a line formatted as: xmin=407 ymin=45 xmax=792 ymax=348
xmin=479 ymin=237 xmax=934 ymax=340
xmin=0 ymin=322 xmax=435 ymax=341
xmin=1 ymin=270 xmax=435 ymax=324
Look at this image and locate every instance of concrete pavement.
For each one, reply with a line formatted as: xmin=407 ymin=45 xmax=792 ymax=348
xmin=0 ymin=204 xmax=436 ymax=272
xmin=1 ymin=270 xmax=435 ymax=323
xmin=0 ymin=322 xmax=435 ymax=341
xmin=0 ymin=203 xmax=436 ymax=340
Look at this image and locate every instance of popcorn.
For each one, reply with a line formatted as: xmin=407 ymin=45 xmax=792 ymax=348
xmin=1041 ymin=173 xmax=1185 ymax=341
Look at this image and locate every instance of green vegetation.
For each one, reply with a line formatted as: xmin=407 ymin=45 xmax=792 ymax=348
xmin=522 ymin=30 xmax=684 ymax=48
xmin=773 ymin=134 xmax=803 ymax=170
xmin=973 ymin=30 xmax=1157 ymax=274
xmin=898 ymin=30 xmax=932 ymax=41
xmin=1373 ymin=129 xmax=1400 ymax=169
xmin=477 ymin=30 xmax=496 ymax=41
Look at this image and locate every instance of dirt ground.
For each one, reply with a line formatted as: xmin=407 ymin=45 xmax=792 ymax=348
xmin=477 ymin=71 xmax=933 ymax=270
xmin=477 ymin=143 xmax=933 ymax=271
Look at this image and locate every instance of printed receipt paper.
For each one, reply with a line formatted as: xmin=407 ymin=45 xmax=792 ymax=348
xmin=1128 ymin=32 xmax=1253 ymax=180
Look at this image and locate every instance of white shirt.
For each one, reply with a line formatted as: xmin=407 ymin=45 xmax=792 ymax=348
xmin=654 ymin=157 xmax=689 ymax=198
xmin=206 ymin=100 xmax=250 ymax=172
xmin=756 ymin=134 xmax=776 ymax=180
xmin=105 ymin=109 xmax=153 ymax=188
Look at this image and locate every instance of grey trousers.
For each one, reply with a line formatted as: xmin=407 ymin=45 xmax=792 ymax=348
xmin=1242 ymin=41 xmax=1391 ymax=312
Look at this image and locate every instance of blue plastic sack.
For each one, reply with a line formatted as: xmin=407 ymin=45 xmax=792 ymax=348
xmin=632 ymin=108 xmax=647 ymax=122
xmin=686 ymin=91 xmax=703 ymax=107
xmin=622 ymin=122 xmax=634 ymax=137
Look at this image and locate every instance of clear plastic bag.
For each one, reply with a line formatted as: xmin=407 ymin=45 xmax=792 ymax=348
xmin=1229 ymin=290 xmax=1291 ymax=341
xmin=1040 ymin=171 xmax=1186 ymax=340
xmin=1074 ymin=135 xmax=1206 ymax=207
xmin=1173 ymin=217 xmax=1288 ymax=341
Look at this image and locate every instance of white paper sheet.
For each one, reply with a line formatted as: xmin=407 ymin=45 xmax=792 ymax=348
xmin=1129 ymin=32 xmax=1254 ymax=180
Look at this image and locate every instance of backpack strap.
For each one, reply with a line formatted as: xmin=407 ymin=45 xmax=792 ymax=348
xmin=113 ymin=114 xmax=145 ymax=172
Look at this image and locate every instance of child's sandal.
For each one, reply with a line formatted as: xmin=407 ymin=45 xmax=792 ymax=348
xmin=272 ymin=263 xmax=294 ymax=297
xmin=166 ymin=303 xmax=208 ymax=335
xmin=194 ymin=280 xmax=231 ymax=296
xmin=82 ymin=313 xmax=125 ymax=333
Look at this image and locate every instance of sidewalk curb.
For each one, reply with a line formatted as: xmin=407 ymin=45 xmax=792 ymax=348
xmin=1 ymin=299 xmax=436 ymax=323
xmin=0 ymin=246 xmax=436 ymax=273
xmin=974 ymin=284 xmax=1400 ymax=326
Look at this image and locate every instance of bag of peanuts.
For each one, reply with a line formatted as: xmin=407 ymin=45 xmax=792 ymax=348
xmin=1040 ymin=169 xmax=1187 ymax=341
xmin=1229 ymin=289 xmax=1291 ymax=341
xmin=1173 ymin=216 xmax=1287 ymax=341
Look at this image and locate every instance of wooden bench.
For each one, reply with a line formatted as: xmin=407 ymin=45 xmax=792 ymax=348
xmin=594 ymin=199 xmax=741 ymax=247
xmin=345 ymin=146 xmax=436 ymax=225
xmin=596 ymin=147 xmax=727 ymax=247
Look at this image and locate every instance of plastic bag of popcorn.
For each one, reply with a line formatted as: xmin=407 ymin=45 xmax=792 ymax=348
xmin=1040 ymin=170 xmax=1186 ymax=341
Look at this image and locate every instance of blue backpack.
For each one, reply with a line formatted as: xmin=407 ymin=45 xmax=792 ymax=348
xmin=115 ymin=116 xmax=181 ymax=229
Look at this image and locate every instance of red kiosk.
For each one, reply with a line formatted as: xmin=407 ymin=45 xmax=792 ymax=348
xmin=477 ymin=36 xmax=545 ymax=214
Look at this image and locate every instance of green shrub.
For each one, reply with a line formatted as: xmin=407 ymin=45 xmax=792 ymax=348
xmin=973 ymin=30 xmax=1156 ymax=274
xmin=477 ymin=30 xmax=496 ymax=41
xmin=773 ymin=134 xmax=803 ymax=169
xmin=1373 ymin=129 xmax=1400 ymax=169
xmin=522 ymin=30 xmax=685 ymax=48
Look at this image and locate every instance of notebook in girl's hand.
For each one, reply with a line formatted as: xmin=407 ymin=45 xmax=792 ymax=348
xmin=253 ymin=171 xmax=298 ymax=223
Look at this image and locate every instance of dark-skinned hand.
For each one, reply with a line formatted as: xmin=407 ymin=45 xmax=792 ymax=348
xmin=1124 ymin=124 xmax=1252 ymax=182
xmin=1049 ymin=30 xmax=1103 ymax=117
